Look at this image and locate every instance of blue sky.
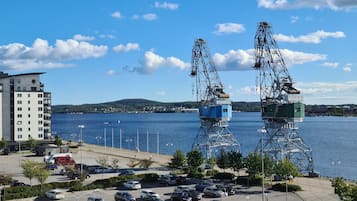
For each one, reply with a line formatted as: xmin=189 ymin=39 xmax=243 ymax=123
xmin=0 ymin=0 xmax=356 ymax=105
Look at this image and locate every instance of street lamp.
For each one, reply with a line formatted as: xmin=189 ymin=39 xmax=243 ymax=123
xmin=104 ymin=122 xmax=110 ymax=152
xmin=258 ymin=127 xmax=267 ymax=201
xmin=78 ymin=125 xmax=85 ymax=175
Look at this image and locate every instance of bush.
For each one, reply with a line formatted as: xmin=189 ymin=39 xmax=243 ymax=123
xmin=140 ymin=173 xmax=159 ymax=183
xmin=236 ymin=176 xmax=262 ymax=186
xmin=213 ymin=172 xmax=235 ymax=180
xmin=206 ymin=169 xmax=218 ymax=177
xmin=0 ymin=174 xmax=13 ymax=185
xmin=187 ymin=172 xmax=204 ymax=179
xmin=272 ymin=183 xmax=302 ymax=192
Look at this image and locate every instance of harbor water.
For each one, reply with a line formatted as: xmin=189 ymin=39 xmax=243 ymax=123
xmin=52 ymin=112 xmax=357 ymax=181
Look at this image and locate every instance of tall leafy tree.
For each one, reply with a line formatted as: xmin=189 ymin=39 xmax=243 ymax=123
xmin=26 ymin=137 xmax=37 ymax=151
xmin=274 ymin=158 xmax=299 ymax=178
xmin=216 ymin=149 xmax=230 ymax=172
xmin=244 ymin=152 xmax=275 ymax=177
xmin=186 ymin=150 xmax=204 ymax=175
xmin=21 ymin=160 xmax=41 ymax=186
xmin=54 ymin=135 xmax=63 ymax=146
xmin=228 ymin=151 xmax=243 ymax=174
xmin=169 ymin=150 xmax=186 ymax=170
xmin=34 ymin=164 xmax=50 ymax=191
xmin=0 ymin=137 xmax=7 ymax=150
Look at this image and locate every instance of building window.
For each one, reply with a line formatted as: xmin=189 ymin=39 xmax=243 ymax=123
xmin=28 ymin=114 xmax=31 ymax=118
xmin=18 ymin=135 xmax=22 ymax=139
xmin=32 ymin=79 xmax=36 ymax=84
xmin=28 ymin=100 xmax=30 ymax=104
xmin=17 ymin=128 xmax=22 ymax=132
xmin=31 ymin=87 xmax=37 ymax=91
xmin=28 ymin=128 xmax=31 ymax=131
xmin=28 ymin=107 xmax=30 ymax=111
xmin=17 ymin=114 xmax=22 ymax=118
xmin=38 ymin=107 xmax=43 ymax=111
xmin=28 ymin=121 xmax=31 ymax=125
xmin=38 ymin=127 xmax=43 ymax=131
xmin=17 ymin=121 xmax=22 ymax=125
xmin=38 ymin=94 xmax=43 ymax=98
xmin=17 ymin=87 xmax=21 ymax=90
xmin=38 ymin=120 xmax=43 ymax=125
xmin=38 ymin=100 xmax=42 ymax=104
xmin=27 ymin=94 xmax=30 ymax=98
xmin=17 ymin=100 xmax=22 ymax=104
xmin=17 ymin=107 xmax=22 ymax=111
xmin=38 ymin=114 xmax=43 ymax=118
xmin=28 ymin=134 xmax=31 ymax=138
xmin=38 ymin=134 xmax=43 ymax=138
xmin=17 ymin=94 xmax=22 ymax=98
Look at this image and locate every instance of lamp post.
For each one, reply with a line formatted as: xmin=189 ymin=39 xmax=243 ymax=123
xmin=258 ymin=127 xmax=267 ymax=201
xmin=78 ymin=125 xmax=85 ymax=175
xmin=104 ymin=122 xmax=110 ymax=152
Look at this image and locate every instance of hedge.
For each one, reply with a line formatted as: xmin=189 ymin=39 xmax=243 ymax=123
xmin=272 ymin=183 xmax=302 ymax=192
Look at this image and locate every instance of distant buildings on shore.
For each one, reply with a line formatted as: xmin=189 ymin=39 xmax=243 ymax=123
xmin=0 ymin=72 xmax=51 ymax=142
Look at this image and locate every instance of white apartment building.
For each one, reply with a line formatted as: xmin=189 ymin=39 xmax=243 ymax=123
xmin=0 ymin=72 xmax=51 ymax=142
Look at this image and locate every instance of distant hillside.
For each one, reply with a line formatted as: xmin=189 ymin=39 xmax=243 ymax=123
xmin=52 ymin=98 xmax=261 ymax=113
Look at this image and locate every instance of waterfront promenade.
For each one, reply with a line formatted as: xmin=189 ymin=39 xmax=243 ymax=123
xmin=1 ymin=143 xmax=339 ymax=201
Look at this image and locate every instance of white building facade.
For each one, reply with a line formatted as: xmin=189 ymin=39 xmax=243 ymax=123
xmin=0 ymin=72 xmax=51 ymax=142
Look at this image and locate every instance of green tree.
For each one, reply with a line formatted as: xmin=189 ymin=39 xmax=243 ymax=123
xmin=34 ymin=164 xmax=50 ymax=191
xmin=21 ymin=160 xmax=42 ymax=186
xmin=0 ymin=137 xmax=7 ymax=150
xmin=228 ymin=151 xmax=243 ymax=174
xmin=244 ymin=152 xmax=261 ymax=177
xmin=216 ymin=149 xmax=230 ymax=172
xmin=169 ymin=150 xmax=186 ymax=170
xmin=26 ymin=137 xmax=37 ymax=151
xmin=186 ymin=150 xmax=204 ymax=176
xmin=54 ymin=135 xmax=63 ymax=146
xmin=274 ymin=158 xmax=299 ymax=178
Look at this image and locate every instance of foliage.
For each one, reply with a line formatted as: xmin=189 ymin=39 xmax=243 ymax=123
xmin=236 ymin=176 xmax=262 ymax=186
xmin=228 ymin=151 xmax=243 ymax=173
xmin=272 ymin=183 xmax=302 ymax=192
xmin=274 ymin=158 xmax=299 ymax=178
xmin=34 ymin=166 xmax=50 ymax=191
xmin=54 ymin=135 xmax=63 ymax=146
xmin=0 ymin=137 xmax=7 ymax=150
xmin=331 ymin=177 xmax=357 ymax=201
xmin=244 ymin=152 xmax=275 ymax=177
xmin=0 ymin=174 xmax=13 ymax=185
xmin=140 ymin=173 xmax=159 ymax=183
xmin=169 ymin=149 xmax=186 ymax=170
xmin=213 ymin=172 xmax=235 ymax=180
xmin=186 ymin=150 xmax=204 ymax=177
xmin=26 ymin=137 xmax=37 ymax=151
xmin=21 ymin=160 xmax=40 ymax=186
xmin=216 ymin=149 xmax=230 ymax=171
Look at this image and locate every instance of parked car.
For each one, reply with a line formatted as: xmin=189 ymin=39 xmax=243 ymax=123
xmin=194 ymin=181 xmax=214 ymax=192
xmin=203 ymin=186 xmax=227 ymax=198
xmin=176 ymin=176 xmax=188 ymax=185
xmin=45 ymin=189 xmax=65 ymax=200
xmin=216 ymin=184 xmax=236 ymax=196
xmin=87 ymin=195 xmax=104 ymax=201
xmin=174 ymin=185 xmax=190 ymax=192
xmin=170 ymin=191 xmax=192 ymax=201
xmin=119 ymin=170 xmax=135 ymax=176
xmin=183 ymin=189 xmax=202 ymax=201
xmin=158 ymin=175 xmax=176 ymax=185
xmin=114 ymin=192 xmax=136 ymax=201
xmin=123 ymin=180 xmax=141 ymax=190
xmin=140 ymin=189 xmax=160 ymax=200
xmin=46 ymin=164 xmax=58 ymax=170
xmin=11 ymin=181 xmax=30 ymax=187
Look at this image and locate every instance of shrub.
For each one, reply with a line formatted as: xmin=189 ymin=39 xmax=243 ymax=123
xmin=236 ymin=176 xmax=262 ymax=186
xmin=206 ymin=169 xmax=218 ymax=177
xmin=272 ymin=183 xmax=302 ymax=192
xmin=213 ymin=172 xmax=235 ymax=180
xmin=140 ymin=173 xmax=159 ymax=183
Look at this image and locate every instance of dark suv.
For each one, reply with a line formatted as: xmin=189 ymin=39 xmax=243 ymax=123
xmin=115 ymin=191 xmax=136 ymax=201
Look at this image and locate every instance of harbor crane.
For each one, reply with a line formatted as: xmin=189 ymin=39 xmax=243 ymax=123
xmin=253 ymin=22 xmax=314 ymax=173
xmin=190 ymin=38 xmax=240 ymax=159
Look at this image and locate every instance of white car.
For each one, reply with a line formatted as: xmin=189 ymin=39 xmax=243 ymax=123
xmin=45 ymin=189 xmax=65 ymax=200
xmin=123 ymin=180 xmax=142 ymax=190
xmin=140 ymin=189 xmax=160 ymax=199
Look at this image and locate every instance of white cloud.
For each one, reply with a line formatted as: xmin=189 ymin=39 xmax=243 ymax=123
xmin=111 ymin=11 xmax=123 ymax=19
xmin=343 ymin=64 xmax=352 ymax=72
xmin=99 ymin=34 xmax=116 ymax=39
xmin=274 ymin=30 xmax=345 ymax=44
xmin=291 ymin=16 xmax=299 ymax=23
xmin=73 ymin=34 xmax=95 ymax=41
xmin=131 ymin=50 xmax=189 ymax=74
xmin=107 ymin=69 xmax=117 ymax=76
xmin=239 ymin=86 xmax=258 ymax=95
xmin=297 ymin=81 xmax=357 ymax=104
xmin=142 ymin=13 xmax=158 ymax=21
xmin=132 ymin=13 xmax=158 ymax=21
xmin=257 ymin=0 xmax=357 ymax=10
xmin=214 ymin=23 xmax=245 ymax=34
xmin=321 ymin=62 xmax=339 ymax=68
xmin=113 ymin=43 xmax=140 ymax=52
xmin=154 ymin=1 xmax=179 ymax=10
xmin=212 ymin=48 xmax=326 ymax=71
xmin=0 ymin=38 xmax=108 ymax=70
